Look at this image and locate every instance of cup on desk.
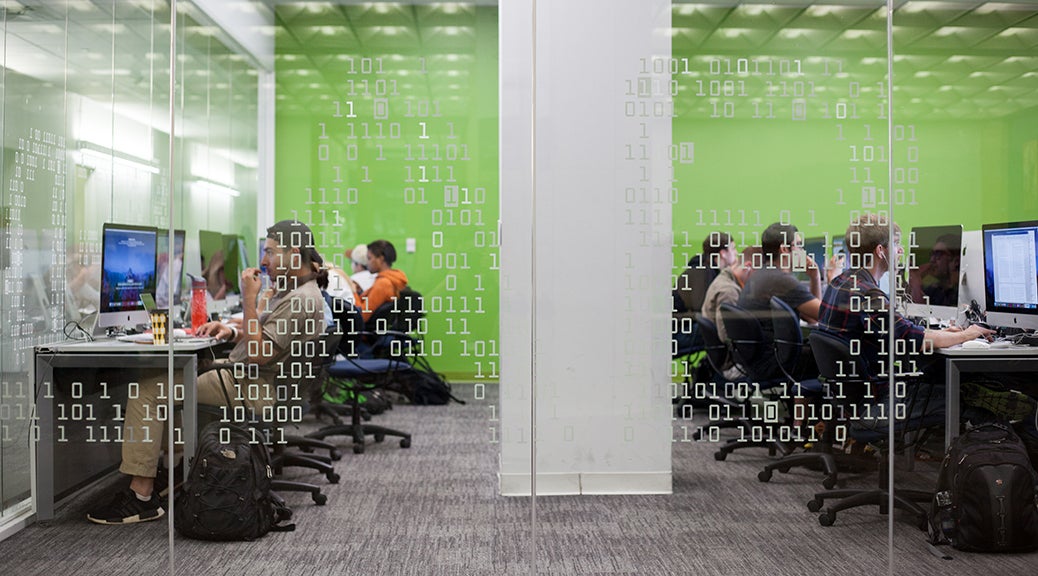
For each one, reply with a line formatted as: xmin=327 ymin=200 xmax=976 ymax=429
xmin=150 ymin=309 xmax=169 ymax=345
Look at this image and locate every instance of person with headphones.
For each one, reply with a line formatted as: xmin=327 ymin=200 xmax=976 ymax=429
xmin=818 ymin=213 xmax=993 ymax=381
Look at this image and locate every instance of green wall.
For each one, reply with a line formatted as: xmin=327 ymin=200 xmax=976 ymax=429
xmin=275 ymin=7 xmax=499 ymax=381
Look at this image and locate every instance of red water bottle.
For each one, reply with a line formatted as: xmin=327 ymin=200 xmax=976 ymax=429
xmin=190 ymin=275 xmax=208 ymax=331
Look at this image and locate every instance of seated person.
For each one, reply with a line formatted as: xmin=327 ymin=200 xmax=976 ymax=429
xmin=819 ymin=213 xmax=992 ymax=384
xmin=701 ymin=246 xmax=760 ymax=379
xmin=737 ymin=222 xmax=841 ymax=379
xmin=357 ymin=239 xmax=409 ymax=322
xmin=348 ymin=243 xmax=377 ymax=293
xmin=673 ymin=231 xmax=737 ymax=352
xmin=86 ymin=220 xmax=327 ymax=525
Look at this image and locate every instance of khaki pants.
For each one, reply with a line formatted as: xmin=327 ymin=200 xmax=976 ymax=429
xmin=118 ymin=368 xmax=276 ymax=478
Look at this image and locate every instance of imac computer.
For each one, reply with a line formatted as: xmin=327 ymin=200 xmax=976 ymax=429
xmin=97 ymin=223 xmax=158 ymax=330
xmin=222 ymin=234 xmax=244 ymax=295
xmin=982 ymin=220 xmax=1038 ymax=331
xmin=155 ymin=229 xmax=186 ymax=309
xmin=905 ymin=225 xmax=963 ymax=323
xmin=959 ymin=230 xmax=985 ymax=309
xmin=198 ymin=229 xmax=228 ymax=300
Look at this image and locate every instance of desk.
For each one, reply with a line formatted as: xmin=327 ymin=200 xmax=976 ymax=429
xmin=938 ymin=346 xmax=1038 ymax=449
xmin=34 ymin=339 xmax=219 ymax=521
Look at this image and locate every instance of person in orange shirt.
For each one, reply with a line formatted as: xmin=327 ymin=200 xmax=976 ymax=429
xmin=357 ymin=239 xmax=409 ymax=321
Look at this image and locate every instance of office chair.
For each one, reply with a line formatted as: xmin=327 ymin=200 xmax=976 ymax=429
xmin=195 ymin=330 xmax=345 ymax=505
xmin=805 ymin=330 xmax=936 ymax=528
xmin=688 ymin=313 xmax=755 ymax=442
xmin=758 ymin=297 xmax=851 ymax=489
xmin=713 ymin=302 xmax=798 ymax=461
xmin=307 ymin=293 xmax=417 ymax=454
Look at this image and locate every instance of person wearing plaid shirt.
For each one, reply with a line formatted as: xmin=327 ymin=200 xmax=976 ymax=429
xmin=818 ymin=214 xmax=993 ymax=382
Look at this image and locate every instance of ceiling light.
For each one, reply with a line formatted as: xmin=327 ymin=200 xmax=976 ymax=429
xmin=935 ymin=27 xmax=964 ymax=37
xmin=301 ymin=2 xmax=335 ymax=14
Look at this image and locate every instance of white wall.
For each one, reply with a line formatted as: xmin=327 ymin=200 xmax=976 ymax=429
xmin=500 ymin=0 xmax=674 ymax=495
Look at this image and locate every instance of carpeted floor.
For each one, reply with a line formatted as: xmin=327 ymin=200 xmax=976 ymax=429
xmin=0 ymin=383 xmax=1035 ymax=575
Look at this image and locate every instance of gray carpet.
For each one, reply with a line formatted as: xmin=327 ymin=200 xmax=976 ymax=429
xmin=0 ymin=384 xmax=1035 ymax=575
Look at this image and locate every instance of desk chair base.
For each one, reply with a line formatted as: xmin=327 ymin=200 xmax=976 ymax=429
xmin=714 ymin=435 xmax=793 ymax=461
xmin=809 ymin=487 xmax=931 ymax=528
xmin=806 ymin=456 xmax=931 ymax=528
xmin=758 ymin=450 xmax=875 ymax=490
xmin=271 ymin=479 xmax=327 ymax=506
xmin=309 ymin=422 xmax=412 ymax=454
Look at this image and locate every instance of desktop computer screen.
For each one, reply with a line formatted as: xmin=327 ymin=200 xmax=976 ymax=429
xmin=97 ymin=223 xmax=158 ymax=329
xmin=222 ymin=234 xmax=243 ymax=295
xmin=905 ymin=225 xmax=962 ymax=322
xmin=983 ymin=220 xmax=1038 ymax=331
xmin=156 ymin=229 xmax=185 ymax=308
xmin=199 ymin=229 xmax=228 ymax=299
xmin=793 ymin=235 xmax=827 ymax=284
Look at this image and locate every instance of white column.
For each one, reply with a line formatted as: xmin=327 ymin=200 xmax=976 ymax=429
xmin=500 ymin=0 xmax=673 ymax=496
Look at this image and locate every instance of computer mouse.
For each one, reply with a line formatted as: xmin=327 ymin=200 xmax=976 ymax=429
xmin=961 ymin=339 xmax=990 ymax=350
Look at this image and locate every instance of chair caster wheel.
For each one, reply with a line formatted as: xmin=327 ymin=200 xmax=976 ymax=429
xmin=327 ymin=472 xmax=340 ymax=484
xmin=714 ymin=451 xmax=727 ymax=461
xmin=313 ymin=493 xmax=327 ymax=506
xmin=807 ymin=499 xmax=823 ymax=513
xmin=692 ymin=431 xmax=702 ymax=441
xmin=362 ymin=413 xmax=372 ymax=422
xmin=353 ymin=444 xmax=365 ymax=454
xmin=374 ymin=434 xmax=385 ymax=443
xmin=400 ymin=437 xmax=411 ymax=448
xmin=330 ymin=449 xmax=342 ymax=461
xmin=819 ymin=511 xmax=836 ymax=526
xmin=822 ymin=475 xmax=837 ymax=490
xmin=758 ymin=469 xmax=772 ymax=483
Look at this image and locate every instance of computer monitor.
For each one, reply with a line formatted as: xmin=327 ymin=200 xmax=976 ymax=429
xmin=982 ymin=220 xmax=1038 ymax=331
xmin=222 ymin=234 xmax=243 ymax=295
xmin=156 ymin=229 xmax=185 ymax=308
xmin=198 ymin=229 xmax=228 ymax=299
xmin=959 ymin=230 xmax=985 ymax=309
xmin=97 ymin=223 xmax=158 ymax=330
xmin=794 ymin=235 xmax=827 ymax=284
xmin=904 ymin=225 xmax=962 ymax=322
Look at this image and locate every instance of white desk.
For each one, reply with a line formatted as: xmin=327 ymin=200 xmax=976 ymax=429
xmin=937 ymin=345 xmax=1038 ymax=449
xmin=34 ymin=338 xmax=220 ymax=521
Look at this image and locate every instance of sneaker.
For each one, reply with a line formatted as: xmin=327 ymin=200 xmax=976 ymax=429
xmin=86 ymin=488 xmax=165 ymax=525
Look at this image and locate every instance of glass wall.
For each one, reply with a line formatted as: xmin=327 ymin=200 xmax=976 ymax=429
xmin=0 ymin=1 xmax=1036 ymax=575
xmin=0 ymin=0 xmax=258 ymax=557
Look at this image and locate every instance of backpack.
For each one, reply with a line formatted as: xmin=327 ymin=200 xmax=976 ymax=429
xmin=389 ymin=366 xmax=464 ymax=406
xmin=928 ymin=422 xmax=1038 ymax=552
xmin=174 ymin=421 xmax=295 ymax=541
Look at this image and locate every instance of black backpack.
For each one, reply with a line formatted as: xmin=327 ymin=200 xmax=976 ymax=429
xmin=929 ymin=422 xmax=1038 ymax=552
xmin=174 ymin=421 xmax=294 ymax=541
xmin=390 ymin=367 xmax=463 ymax=406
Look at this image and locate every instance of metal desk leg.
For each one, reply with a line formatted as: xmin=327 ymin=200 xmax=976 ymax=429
xmin=35 ymin=356 xmax=55 ymax=521
xmin=181 ymin=356 xmax=197 ymax=475
xmin=946 ymin=358 xmax=960 ymax=451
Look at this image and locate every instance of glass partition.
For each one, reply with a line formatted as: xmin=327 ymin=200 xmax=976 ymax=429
xmin=0 ymin=1 xmax=260 ymax=570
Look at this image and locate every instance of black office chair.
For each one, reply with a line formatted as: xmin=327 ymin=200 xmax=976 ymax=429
xmin=713 ymin=302 xmax=797 ymax=461
xmin=307 ymin=293 xmax=418 ymax=454
xmin=688 ymin=313 xmax=755 ymax=441
xmin=805 ymin=330 xmax=936 ymax=528
xmin=758 ymin=297 xmax=850 ymax=489
xmin=196 ymin=330 xmax=344 ymax=505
